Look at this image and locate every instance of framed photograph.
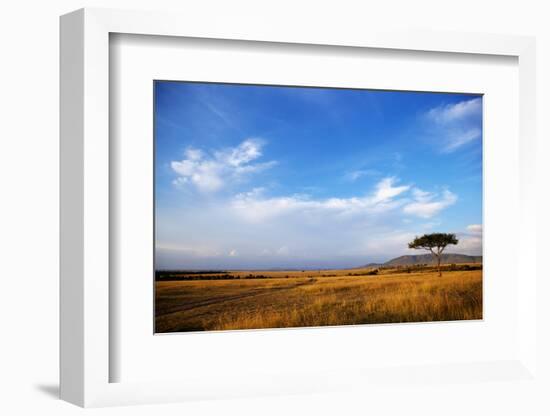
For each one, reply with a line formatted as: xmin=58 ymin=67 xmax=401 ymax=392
xmin=153 ymin=81 xmax=483 ymax=334
xmin=60 ymin=8 xmax=538 ymax=408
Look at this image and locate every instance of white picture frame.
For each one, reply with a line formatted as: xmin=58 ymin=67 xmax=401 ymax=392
xmin=60 ymin=7 xmax=538 ymax=408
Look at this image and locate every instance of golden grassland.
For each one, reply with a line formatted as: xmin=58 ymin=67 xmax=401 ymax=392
xmin=155 ymin=267 xmax=482 ymax=333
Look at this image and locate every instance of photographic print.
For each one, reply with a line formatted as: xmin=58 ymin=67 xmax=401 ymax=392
xmin=154 ymin=81 xmax=483 ymax=333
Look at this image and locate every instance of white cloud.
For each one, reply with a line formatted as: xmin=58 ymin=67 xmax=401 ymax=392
xmin=171 ymin=139 xmax=276 ymax=192
xmin=231 ymin=192 xmax=310 ymax=223
xmin=363 ymin=232 xmax=416 ymax=257
xmin=425 ymin=97 xmax=482 ymax=153
xmin=276 ymin=246 xmax=289 ymax=255
xmin=231 ymin=177 xmax=411 ymax=223
xmin=403 ymin=188 xmax=457 ymax=218
xmin=427 ymin=97 xmax=482 ymax=124
xmin=371 ymin=177 xmax=410 ymax=203
xmin=185 ymin=148 xmax=203 ymax=161
xmin=172 ymin=158 xmax=224 ymax=192
xmin=456 ymin=224 xmax=483 ymax=256
xmin=467 ymin=224 xmax=482 ymax=233
xmin=451 ymin=224 xmax=483 ymax=255
xmin=158 ymin=174 xmax=462 ymax=268
xmin=443 ymin=128 xmax=481 ymax=153
xmin=156 ymin=243 xmax=221 ymax=258
xmin=422 ymin=220 xmax=442 ymax=230
xmin=411 ymin=188 xmax=432 ymax=202
xmin=217 ymin=139 xmax=262 ymax=167
xmin=344 ymin=169 xmax=379 ymax=181
xmin=455 ymin=235 xmax=482 ymax=254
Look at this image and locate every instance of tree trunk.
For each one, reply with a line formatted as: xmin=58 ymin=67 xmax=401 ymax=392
xmin=437 ymin=255 xmax=442 ymax=277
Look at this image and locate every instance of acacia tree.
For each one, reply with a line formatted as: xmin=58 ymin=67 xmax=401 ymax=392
xmin=408 ymin=233 xmax=458 ymax=277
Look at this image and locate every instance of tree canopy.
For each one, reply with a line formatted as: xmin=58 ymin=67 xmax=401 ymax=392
xmin=408 ymin=233 xmax=458 ymax=253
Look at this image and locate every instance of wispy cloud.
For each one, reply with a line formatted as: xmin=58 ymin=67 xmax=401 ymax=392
xmin=427 ymin=98 xmax=482 ymax=124
xmin=443 ymin=128 xmax=481 ymax=153
xmin=231 ymin=177 xmax=418 ymax=223
xmin=171 ymin=139 xmax=276 ymax=192
xmin=363 ymin=231 xmax=417 ymax=258
xmin=403 ymin=188 xmax=457 ymax=218
xmin=343 ymin=168 xmax=379 ymax=182
xmin=276 ymin=246 xmax=290 ymax=255
xmin=425 ymin=97 xmax=482 ymax=153
xmin=372 ymin=177 xmax=410 ymax=204
xmin=455 ymin=224 xmax=483 ymax=255
xmin=156 ymin=243 xmax=222 ymax=258
xmin=156 ymin=177 xmax=463 ymax=269
xmin=202 ymin=100 xmax=234 ymax=127
xmin=467 ymin=224 xmax=482 ymax=233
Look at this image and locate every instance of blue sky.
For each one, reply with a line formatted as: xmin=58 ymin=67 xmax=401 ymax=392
xmin=155 ymin=81 xmax=483 ymax=270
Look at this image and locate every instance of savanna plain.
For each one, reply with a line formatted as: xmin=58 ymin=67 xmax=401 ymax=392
xmin=155 ymin=264 xmax=482 ymax=333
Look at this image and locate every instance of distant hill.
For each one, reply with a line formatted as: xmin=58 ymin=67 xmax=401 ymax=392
xmin=363 ymin=253 xmax=482 ymax=268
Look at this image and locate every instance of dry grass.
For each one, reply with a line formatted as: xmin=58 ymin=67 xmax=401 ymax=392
xmin=155 ymin=269 xmax=482 ymax=333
